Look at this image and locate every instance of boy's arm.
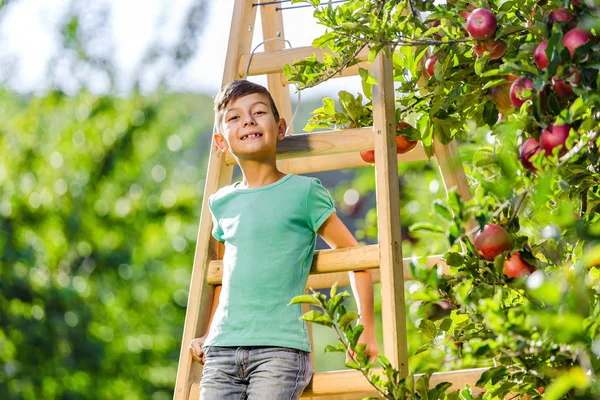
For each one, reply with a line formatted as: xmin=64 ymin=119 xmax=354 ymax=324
xmin=189 ymin=278 xmax=222 ymax=364
xmin=317 ymin=212 xmax=378 ymax=363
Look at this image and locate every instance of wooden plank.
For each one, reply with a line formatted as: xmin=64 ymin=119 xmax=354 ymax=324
xmin=238 ymin=46 xmax=370 ymax=77
xmin=224 ymin=127 xmax=373 ymax=165
xmin=207 ymin=247 xmax=448 ymax=287
xmin=172 ymin=1 xmax=255 ymax=398
xmin=277 ymin=144 xmax=429 ymax=174
xmin=259 ymin=0 xmax=295 ymax=134
xmin=224 ymin=128 xmax=430 ymax=169
xmin=189 ymin=367 xmax=487 ymax=399
xmin=299 ymin=368 xmax=488 ymax=397
xmin=371 ymin=49 xmax=409 ymax=375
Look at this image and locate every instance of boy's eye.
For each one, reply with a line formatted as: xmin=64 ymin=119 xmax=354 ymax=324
xmin=254 ymin=111 xmax=266 ymax=115
xmin=228 ymin=116 xmax=239 ymax=121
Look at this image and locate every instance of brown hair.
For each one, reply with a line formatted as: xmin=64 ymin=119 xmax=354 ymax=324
xmin=213 ymin=80 xmax=280 ymax=134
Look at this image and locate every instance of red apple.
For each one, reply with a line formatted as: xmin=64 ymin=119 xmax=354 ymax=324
xmin=360 ymin=149 xmax=375 ymax=163
xmin=552 ymin=69 xmax=579 ymax=98
xmin=473 ymin=39 xmax=507 ymax=60
xmin=461 ymin=4 xmax=475 ymax=19
xmin=540 ymin=123 xmax=570 ymax=156
xmin=425 ymin=55 xmax=439 ymax=77
xmin=563 ymin=28 xmax=594 ymax=58
xmin=553 ymin=79 xmax=574 ymax=97
xmin=520 ymin=137 xmax=542 ymax=172
xmin=360 ymin=122 xmax=418 ymax=163
xmin=547 ymin=8 xmax=575 ymax=28
xmin=396 ymin=121 xmax=418 ymax=153
xmin=504 ymin=252 xmax=536 ymax=278
xmin=510 ymin=77 xmax=536 ymax=109
xmin=534 ymin=40 xmax=549 ymax=70
xmin=474 ymin=224 xmax=512 ymax=261
xmin=466 ymin=9 xmax=497 ymax=40
xmin=490 ymin=81 xmax=514 ymax=114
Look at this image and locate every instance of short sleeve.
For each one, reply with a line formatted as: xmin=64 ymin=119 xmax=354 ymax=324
xmin=208 ymin=196 xmax=224 ymax=242
xmin=306 ymin=178 xmax=336 ymax=232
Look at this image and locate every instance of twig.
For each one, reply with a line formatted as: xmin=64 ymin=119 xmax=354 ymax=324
xmin=557 ymin=129 xmax=599 ymax=168
xmin=508 ymin=190 xmax=529 ymax=224
xmin=330 ymin=319 xmax=393 ymax=399
xmin=580 ymin=187 xmax=588 ymax=217
xmin=390 ymin=38 xmax=473 ymax=46
xmin=400 ymin=93 xmax=435 ymax=115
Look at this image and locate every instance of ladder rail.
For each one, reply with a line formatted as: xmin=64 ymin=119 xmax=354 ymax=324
xmin=173 ymin=0 xmax=257 ymax=398
xmin=370 ymin=49 xmax=410 ymax=375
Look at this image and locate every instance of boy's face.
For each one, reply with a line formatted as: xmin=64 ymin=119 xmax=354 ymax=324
xmin=214 ymin=93 xmax=286 ymax=161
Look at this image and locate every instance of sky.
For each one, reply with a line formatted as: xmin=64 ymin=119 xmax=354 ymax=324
xmin=0 ymin=0 xmax=361 ymax=99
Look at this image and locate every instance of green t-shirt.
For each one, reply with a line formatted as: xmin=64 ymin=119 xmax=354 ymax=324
xmin=203 ymin=174 xmax=336 ymax=352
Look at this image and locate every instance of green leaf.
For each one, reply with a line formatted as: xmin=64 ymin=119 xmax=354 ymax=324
xmin=415 ymin=343 xmax=432 ymax=354
xmin=541 ymin=368 xmax=590 ymax=400
xmin=476 ymin=366 xmax=508 ymax=387
xmin=569 ymin=96 xmax=586 ymax=120
xmin=409 ymin=222 xmax=445 ymax=234
xmin=440 ymin=318 xmax=452 ymax=332
xmin=289 ymin=295 xmax=322 ymax=306
xmin=301 ymin=310 xmax=333 ymax=326
xmin=322 ymin=98 xmax=336 ymax=116
xmin=339 ymin=311 xmax=359 ymax=329
xmin=444 ymin=252 xmax=465 ymax=267
xmin=358 ymin=67 xmax=378 ymax=85
xmin=482 ymin=101 xmax=498 ymax=127
xmin=324 ymin=343 xmax=346 ymax=353
xmin=433 ymin=200 xmax=453 ymax=221
xmin=419 ymin=318 xmax=437 ymax=339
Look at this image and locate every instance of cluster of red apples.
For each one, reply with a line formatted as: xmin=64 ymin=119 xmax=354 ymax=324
xmin=491 ymin=5 xmax=593 ymax=172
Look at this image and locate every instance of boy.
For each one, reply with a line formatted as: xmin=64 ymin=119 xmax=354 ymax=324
xmin=189 ymin=80 xmax=378 ymax=399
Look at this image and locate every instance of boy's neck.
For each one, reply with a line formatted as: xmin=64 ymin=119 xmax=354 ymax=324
xmin=237 ymin=160 xmax=286 ymax=189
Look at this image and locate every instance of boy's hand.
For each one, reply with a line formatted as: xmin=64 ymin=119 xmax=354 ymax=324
xmin=346 ymin=329 xmax=379 ymax=365
xmin=189 ymin=335 xmax=208 ymax=365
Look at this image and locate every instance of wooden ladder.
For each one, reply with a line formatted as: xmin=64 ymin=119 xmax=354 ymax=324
xmin=174 ymin=1 xmax=486 ymax=398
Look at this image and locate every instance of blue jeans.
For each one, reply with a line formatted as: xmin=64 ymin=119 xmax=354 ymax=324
xmin=199 ymin=346 xmax=313 ymax=400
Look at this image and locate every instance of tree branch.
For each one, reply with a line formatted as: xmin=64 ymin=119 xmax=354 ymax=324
xmin=557 ymin=129 xmax=599 ymax=168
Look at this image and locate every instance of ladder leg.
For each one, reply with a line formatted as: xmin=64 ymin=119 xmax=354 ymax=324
xmin=371 ymin=49 xmax=409 ymax=376
xmin=174 ymin=0 xmax=257 ymax=398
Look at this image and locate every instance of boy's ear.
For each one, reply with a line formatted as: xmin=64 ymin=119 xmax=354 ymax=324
xmin=213 ymin=133 xmax=229 ymax=152
xmin=277 ymin=118 xmax=287 ymax=140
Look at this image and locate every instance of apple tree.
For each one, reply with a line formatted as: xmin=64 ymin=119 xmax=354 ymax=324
xmin=287 ymin=0 xmax=600 ymax=398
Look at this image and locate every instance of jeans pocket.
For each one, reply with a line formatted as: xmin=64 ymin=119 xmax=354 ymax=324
xmin=203 ymin=346 xmax=213 ymax=358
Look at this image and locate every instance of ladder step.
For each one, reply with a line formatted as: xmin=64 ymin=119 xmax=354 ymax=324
xmin=238 ymin=46 xmax=370 ymax=78
xmin=224 ymin=127 xmax=372 ymax=166
xmin=188 ymin=368 xmax=486 ymax=399
xmin=300 ymin=368 xmax=488 ymax=398
xmin=276 ymin=144 xmax=429 ymax=174
xmin=207 ymin=246 xmax=447 ymax=289
xmin=223 ymin=128 xmax=430 ymax=170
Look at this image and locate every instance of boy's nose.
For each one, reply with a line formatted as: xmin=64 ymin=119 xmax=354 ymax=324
xmin=243 ymin=116 xmax=256 ymax=127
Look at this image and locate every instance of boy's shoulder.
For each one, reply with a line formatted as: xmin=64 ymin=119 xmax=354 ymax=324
xmin=208 ymin=183 xmax=237 ymax=205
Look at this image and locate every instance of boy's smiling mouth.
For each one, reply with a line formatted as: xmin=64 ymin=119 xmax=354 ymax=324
xmin=240 ymin=132 xmax=263 ymax=141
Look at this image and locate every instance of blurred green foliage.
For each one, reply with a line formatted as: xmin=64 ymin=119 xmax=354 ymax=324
xmin=0 ymin=89 xmax=214 ymax=399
